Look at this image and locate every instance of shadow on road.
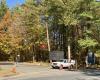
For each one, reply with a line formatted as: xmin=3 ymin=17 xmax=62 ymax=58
xmin=0 ymin=62 xmax=14 ymax=65
xmin=81 ymin=69 xmax=100 ymax=77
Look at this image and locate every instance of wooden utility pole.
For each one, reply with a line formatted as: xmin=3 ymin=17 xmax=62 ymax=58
xmin=46 ymin=22 xmax=52 ymax=63
xmin=46 ymin=22 xmax=50 ymax=52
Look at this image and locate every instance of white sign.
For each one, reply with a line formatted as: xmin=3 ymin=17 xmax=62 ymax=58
xmin=96 ymin=0 xmax=100 ymax=2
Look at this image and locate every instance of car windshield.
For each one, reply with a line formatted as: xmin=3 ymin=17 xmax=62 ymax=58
xmin=57 ymin=59 xmax=66 ymax=62
xmin=59 ymin=60 xmax=64 ymax=62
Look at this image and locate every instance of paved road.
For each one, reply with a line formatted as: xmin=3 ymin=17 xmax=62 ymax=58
xmin=0 ymin=63 xmax=100 ymax=80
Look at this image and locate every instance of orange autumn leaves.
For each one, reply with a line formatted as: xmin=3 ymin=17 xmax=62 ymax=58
xmin=0 ymin=10 xmax=26 ymax=53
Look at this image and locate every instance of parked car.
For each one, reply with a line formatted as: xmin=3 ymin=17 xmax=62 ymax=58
xmin=51 ymin=59 xmax=75 ymax=69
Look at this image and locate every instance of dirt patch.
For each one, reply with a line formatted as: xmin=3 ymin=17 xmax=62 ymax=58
xmin=0 ymin=69 xmax=19 ymax=77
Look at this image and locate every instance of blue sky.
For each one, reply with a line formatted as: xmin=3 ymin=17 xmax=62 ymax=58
xmin=6 ymin=0 xmax=25 ymax=8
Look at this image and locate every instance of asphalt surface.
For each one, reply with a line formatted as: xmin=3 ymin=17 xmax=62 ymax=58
xmin=0 ymin=62 xmax=100 ymax=80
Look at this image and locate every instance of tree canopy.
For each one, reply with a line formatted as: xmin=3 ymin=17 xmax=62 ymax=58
xmin=0 ymin=0 xmax=100 ymax=61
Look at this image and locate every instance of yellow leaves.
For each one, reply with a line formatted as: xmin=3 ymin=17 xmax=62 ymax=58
xmin=0 ymin=9 xmax=27 ymax=53
xmin=0 ymin=10 xmax=11 ymax=28
xmin=78 ymin=37 xmax=98 ymax=48
xmin=0 ymin=10 xmax=12 ymax=53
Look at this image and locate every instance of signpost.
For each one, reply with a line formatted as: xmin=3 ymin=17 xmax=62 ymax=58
xmin=86 ymin=50 xmax=95 ymax=67
xmin=87 ymin=51 xmax=95 ymax=64
xmin=49 ymin=51 xmax=64 ymax=61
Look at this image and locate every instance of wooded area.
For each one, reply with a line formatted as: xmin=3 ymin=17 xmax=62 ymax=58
xmin=0 ymin=0 xmax=100 ymax=66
